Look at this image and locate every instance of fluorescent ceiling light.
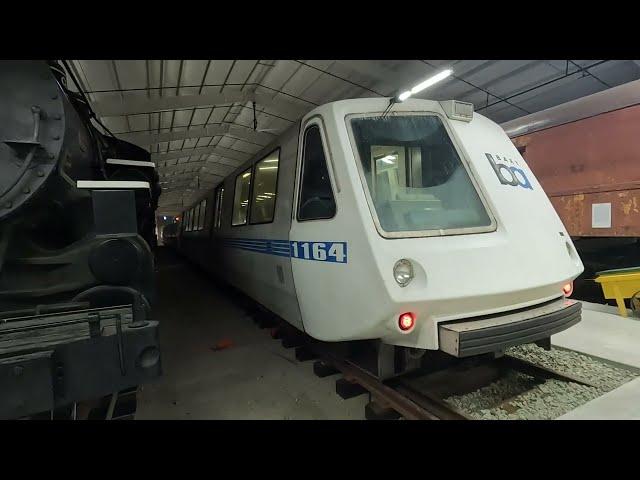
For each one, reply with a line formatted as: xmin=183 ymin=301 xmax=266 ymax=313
xmin=397 ymin=69 xmax=453 ymax=102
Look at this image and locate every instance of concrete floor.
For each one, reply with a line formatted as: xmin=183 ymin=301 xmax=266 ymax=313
xmin=553 ymin=301 xmax=640 ymax=369
xmin=554 ymin=302 xmax=640 ymax=420
xmin=136 ymin=249 xmax=367 ymax=420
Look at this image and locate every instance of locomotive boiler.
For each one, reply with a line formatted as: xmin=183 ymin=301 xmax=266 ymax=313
xmin=0 ymin=60 xmax=162 ymax=419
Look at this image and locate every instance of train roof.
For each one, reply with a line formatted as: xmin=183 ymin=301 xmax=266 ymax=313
xmin=502 ymin=79 xmax=640 ymax=138
xmin=303 ymin=97 xmax=486 ymax=120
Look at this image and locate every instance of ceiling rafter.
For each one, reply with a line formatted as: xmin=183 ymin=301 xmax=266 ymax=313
xmin=294 ymin=60 xmax=386 ymax=97
xmin=92 ymin=90 xmax=309 ymax=120
xmin=159 ymin=160 xmax=235 ymax=174
xmin=180 ymin=60 xmax=212 ymax=151
xmin=161 ymin=177 xmax=218 ymax=187
xmin=419 ymin=60 xmax=531 ymax=115
xmin=151 ymin=144 xmax=248 ymax=164
xmin=477 ymin=60 xmax=610 ymax=112
xmin=334 ymin=60 xmax=406 ymax=96
xmin=119 ymin=123 xmax=273 ymax=147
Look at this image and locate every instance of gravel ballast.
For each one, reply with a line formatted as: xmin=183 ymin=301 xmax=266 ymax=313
xmin=445 ymin=344 xmax=639 ymax=420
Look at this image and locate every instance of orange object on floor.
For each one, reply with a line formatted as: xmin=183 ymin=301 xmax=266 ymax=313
xmin=212 ymin=339 xmax=234 ymax=351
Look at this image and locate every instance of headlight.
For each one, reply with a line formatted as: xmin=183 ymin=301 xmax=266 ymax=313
xmin=393 ymin=259 xmax=414 ymax=287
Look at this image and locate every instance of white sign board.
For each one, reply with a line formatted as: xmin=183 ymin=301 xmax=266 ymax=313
xmin=592 ymin=203 xmax=612 ymax=229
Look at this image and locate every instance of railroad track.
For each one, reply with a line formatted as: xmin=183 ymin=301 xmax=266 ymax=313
xmin=252 ymin=309 xmax=597 ymax=421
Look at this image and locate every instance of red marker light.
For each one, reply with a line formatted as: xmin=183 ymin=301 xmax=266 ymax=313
xmin=562 ymin=282 xmax=573 ymax=297
xmin=398 ymin=312 xmax=416 ymax=332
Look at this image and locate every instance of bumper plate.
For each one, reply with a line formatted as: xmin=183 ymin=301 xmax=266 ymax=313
xmin=438 ymin=298 xmax=581 ymax=358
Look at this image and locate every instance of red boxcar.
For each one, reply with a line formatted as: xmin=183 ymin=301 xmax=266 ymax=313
xmin=504 ymin=79 xmax=640 ymax=239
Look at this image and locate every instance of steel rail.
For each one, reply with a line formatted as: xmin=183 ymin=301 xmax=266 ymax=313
xmin=316 ymin=349 xmax=441 ymax=420
xmin=500 ymin=354 xmax=597 ymax=388
xmin=392 ymin=382 xmax=471 ymax=420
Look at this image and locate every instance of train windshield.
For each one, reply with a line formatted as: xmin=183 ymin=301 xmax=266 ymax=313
xmin=349 ymin=114 xmax=493 ymax=235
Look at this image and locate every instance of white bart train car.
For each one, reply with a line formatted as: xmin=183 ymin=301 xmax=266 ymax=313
xmin=177 ymin=97 xmax=583 ymax=378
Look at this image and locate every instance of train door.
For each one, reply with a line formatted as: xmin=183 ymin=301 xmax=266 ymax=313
xmin=289 ymin=118 xmax=343 ymax=333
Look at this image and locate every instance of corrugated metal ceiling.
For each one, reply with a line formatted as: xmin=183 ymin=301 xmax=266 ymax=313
xmin=66 ymin=59 xmax=640 ymax=215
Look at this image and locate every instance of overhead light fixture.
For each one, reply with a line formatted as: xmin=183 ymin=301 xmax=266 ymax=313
xmin=396 ymin=69 xmax=453 ymax=102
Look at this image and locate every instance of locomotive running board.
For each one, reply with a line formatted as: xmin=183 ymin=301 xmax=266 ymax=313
xmin=438 ymin=298 xmax=581 ymax=358
xmin=76 ymin=180 xmax=151 ymax=189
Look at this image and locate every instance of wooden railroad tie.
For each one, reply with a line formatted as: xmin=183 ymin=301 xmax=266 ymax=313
xmin=312 ymin=360 xmax=340 ymax=378
xmin=295 ymin=346 xmax=319 ymax=362
xmin=365 ymin=400 xmax=402 ymax=420
xmin=335 ymin=378 xmax=369 ymax=400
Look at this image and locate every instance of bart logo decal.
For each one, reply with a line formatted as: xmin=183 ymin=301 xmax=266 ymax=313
xmin=485 ymin=153 xmax=533 ymax=190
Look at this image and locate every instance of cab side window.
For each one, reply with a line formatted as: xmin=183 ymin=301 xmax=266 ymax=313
xmin=232 ymin=167 xmax=252 ymax=226
xmin=194 ymin=203 xmax=201 ymax=230
xmin=199 ymin=199 xmax=207 ymax=230
xmin=297 ymin=125 xmax=336 ymax=221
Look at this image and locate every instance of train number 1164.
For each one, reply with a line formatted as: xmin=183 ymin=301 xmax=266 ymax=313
xmin=290 ymin=241 xmax=347 ymax=263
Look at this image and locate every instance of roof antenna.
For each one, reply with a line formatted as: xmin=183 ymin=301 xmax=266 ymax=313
xmin=381 ymin=97 xmax=396 ymax=119
xmin=252 ymin=101 xmax=258 ymax=131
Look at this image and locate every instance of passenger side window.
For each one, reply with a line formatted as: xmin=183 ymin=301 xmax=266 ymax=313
xmin=199 ymin=199 xmax=207 ymax=230
xmin=232 ymin=167 xmax=252 ymax=226
xmin=214 ymin=185 xmax=224 ymax=229
xmin=298 ymin=125 xmax=336 ymax=221
xmin=194 ymin=203 xmax=201 ymax=231
xmin=250 ymin=149 xmax=279 ymax=224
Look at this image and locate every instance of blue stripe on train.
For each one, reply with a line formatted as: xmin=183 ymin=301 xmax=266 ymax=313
xmin=221 ymin=238 xmax=292 ymax=257
xmin=219 ymin=238 xmax=348 ymax=263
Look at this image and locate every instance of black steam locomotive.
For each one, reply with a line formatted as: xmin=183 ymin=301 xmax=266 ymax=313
xmin=0 ymin=60 xmax=161 ymax=419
